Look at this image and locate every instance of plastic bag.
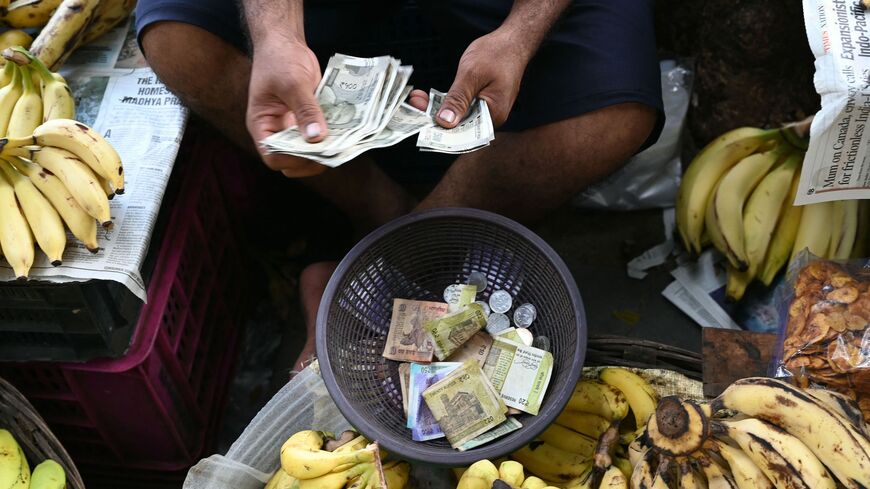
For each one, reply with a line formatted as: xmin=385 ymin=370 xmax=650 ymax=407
xmin=572 ymin=59 xmax=692 ymax=210
xmin=772 ymin=253 xmax=870 ymax=421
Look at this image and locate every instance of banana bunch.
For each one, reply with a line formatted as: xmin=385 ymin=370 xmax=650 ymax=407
xmin=631 ymin=376 xmax=870 ymax=489
xmin=479 ymin=368 xmax=659 ymax=489
xmin=10 ymin=0 xmax=138 ymax=71
xmin=266 ymin=430 xmax=409 ymax=489
xmin=0 ymin=46 xmax=123 ymax=278
xmin=0 ymin=429 xmax=67 ymax=489
xmin=676 ymin=122 xmax=870 ymax=301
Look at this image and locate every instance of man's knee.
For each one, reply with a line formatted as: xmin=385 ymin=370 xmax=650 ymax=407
xmin=550 ymin=103 xmax=657 ymax=167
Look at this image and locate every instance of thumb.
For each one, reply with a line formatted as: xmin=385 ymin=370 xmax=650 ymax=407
xmin=286 ymin=87 xmax=328 ymax=143
xmin=437 ymin=69 xmax=479 ymax=129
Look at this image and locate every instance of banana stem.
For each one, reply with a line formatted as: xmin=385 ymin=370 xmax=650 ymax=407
xmin=1 ymin=47 xmax=28 ymax=66
xmin=9 ymin=46 xmax=54 ymax=83
xmin=18 ymin=64 xmax=33 ymax=94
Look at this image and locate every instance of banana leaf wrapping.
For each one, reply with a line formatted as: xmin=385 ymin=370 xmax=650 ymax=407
xmin=773 ymin=254 xmax=870 ymax=422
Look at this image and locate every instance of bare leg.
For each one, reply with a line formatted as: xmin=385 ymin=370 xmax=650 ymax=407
xmin=418 ymin=103 xmax=657 ymax=223
xmin=294 ymin=261 xmax=338 ymax=373
xmin=139 ymin=22 xmax=415 ymax=233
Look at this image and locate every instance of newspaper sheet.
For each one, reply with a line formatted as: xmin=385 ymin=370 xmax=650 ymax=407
xmin=0 ymin=19 xmax=189 ymax=301
xmin=799 ymin=0 xmax=870 ymax=204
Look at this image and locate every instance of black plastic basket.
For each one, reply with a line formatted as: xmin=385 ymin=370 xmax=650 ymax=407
xmin=316 ymin=208 xmax=587 ymax=465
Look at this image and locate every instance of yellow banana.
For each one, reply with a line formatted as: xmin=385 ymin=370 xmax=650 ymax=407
xmin=790 ymin=201 xmax=834 ymax=262
xmin=0 ymin=59 xmax=14 ymax=86
xmin=567 ymin=380 xmax=629 ymax=422
xmin=11 ymin=47 xmax=74 ymax=122
xmin=7 ymin=64 xmax=41 ymax=138
xmin=332 ymin=435 xmax=368 ymax=453
xmin=281 ymin=443 xmax=378 ymax=480
xmin=522 ymin=476 xmax=549 ymax=489
xmin=805 ymin=388 xmax=869 ymax=437
xmin=713 ymin=147 xmax=785 ymax=269
xmin=0 ymin=62 xmax=22 ymax=135
xmin=383 ymin=461 xmax=409 ymax=489
xmin=713 ymin=377 xmax=869 ymax=488
xmin=538 ymin=423 xmax=597 ymax=457
xmin=852 ymin=200 xmax=870 ymax=258
xmin=610 ymin=459 xmax=632 ymax=484
xmin=704 ymin=179 xmax=742 ymax=267
xmin=675 ymin=457 xmax=704 ymax=489
xmin=725 ymin=265 xmax=752 ymax=302
xmin=554 ymin=411 xmax=611 ymax=439
xmin=30 ymin=146 xmax=111 ymax=225
xmin=0 ymin=158 xmax=64 ymax=264
xmin=0 ymin=429 xmax=30 ymax=489
xmin=9 ymin=156 xmax=97 ymax=251
xmin=295 ymin=462 xmax=374 ymax=489
xmin=629 ymin=449 xmax=655 ymax=489
xmin=598 ymin=368 xmax=658 ymax=429
xmin=0 ymin=29 xmax=32 ymax=55
xmin=3 ymin=0 xmax=63 ymax=28
xmin=694 ymin=453 xmax=737 ymax=489
xmin=511 ymin=441 xmax=593 ymax=482
xmin=3 ymin=118 xmax=124 ymax=191
xmin=0 ymin=167 xmax=32 ymax=277
xmin=80 ymin=0 xmax=137 ymax=46
xmin=29 ymin=460 xmax=65 ymax=489
xmin=457 ymin=460 xmax=499 ymax=489
xmin=711 ymin=439 xmax=773 ymax=489
xmin=499 ymin=460 xmax=525 ymax=487
xmin=676 ymin=127 xmax=774 ymax=253
xmin=829 ymin=199 xmax=859 ymax=259
xmin=758 ymin=170 xmax=803 ymax=286
xmin=29 ymin=0 xmax=101 ymax=70
xmin=742 ymin=152 xmax=801 ymax=276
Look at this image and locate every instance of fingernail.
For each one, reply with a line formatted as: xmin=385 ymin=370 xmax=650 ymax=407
xmin=305 ymin=123 xmax=321 ymax=139
xmin=439 ymin=109 xmax=455 ymax=123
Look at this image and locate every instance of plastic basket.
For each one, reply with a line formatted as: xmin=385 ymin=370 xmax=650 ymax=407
xmin=0 ymin=132 xmax=246 ymax=471
xmin=316 ymin=208 xmax=587 ymax=466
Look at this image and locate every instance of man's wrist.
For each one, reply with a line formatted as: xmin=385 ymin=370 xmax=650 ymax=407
xmin=243 ymin=0 xmax=305 ymax=49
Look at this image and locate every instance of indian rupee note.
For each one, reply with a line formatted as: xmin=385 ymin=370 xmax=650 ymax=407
xmin=382 ymin=298 xmax=449 ymax=362
xmin=446 ymin=331 xmax=493 ymax=367
xmin=398 ymin=362 xmax=411 ymax=418
xmin=416 ymin=89 xmax=494 ymax=153
xmin=459 ymin=417 xmax=522 ymax=451
xmin=424 ymin=303 xmax=488 ymax=361
xmin=422 ymin=360 xmax=507 ymax=449
xmin=407 ymin=362 xmax=461 ymax=440
xmin=483 ymin=336 xmax=554 ymax=415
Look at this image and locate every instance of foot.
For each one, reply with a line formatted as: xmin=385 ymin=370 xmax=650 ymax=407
xmin=290 ymin=261 xmax=339 ymax=376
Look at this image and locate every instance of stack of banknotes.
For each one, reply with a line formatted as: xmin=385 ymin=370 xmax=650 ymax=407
xmin=383 ymin=272 xmax=553 ymax=451
xmin=261 ymin=53 xmax=495 ymax=168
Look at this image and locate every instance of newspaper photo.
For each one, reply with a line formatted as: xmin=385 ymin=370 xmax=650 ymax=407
xmin=799 ymin=0 xmax=870 ymax=204
xmin=0 ymin=18 xmax=189 ymax=301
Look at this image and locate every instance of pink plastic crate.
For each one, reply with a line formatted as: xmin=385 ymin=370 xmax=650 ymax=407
xmin=0 ymin=132 xmax=247 ymax=471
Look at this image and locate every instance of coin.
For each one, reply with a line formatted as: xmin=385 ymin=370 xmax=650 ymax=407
xmin=532 ymin=335 xmax=551 ymax=352
xmin=485 ymin=313 xmax=510 ymax=334
xmin=516 ymin=328 xmax=534 ymax=346
xmin=514 ymin=303 xmax=536 ymax=328
xmin=443 ymin=284 xmax=463 ymax=304
xmin=474 ymin=300 xmax=491 ymax=316
xmin=467 ymin=271 xmax=488 ymax=291
xmin=489 ymin=290 xmax=513 ymax=314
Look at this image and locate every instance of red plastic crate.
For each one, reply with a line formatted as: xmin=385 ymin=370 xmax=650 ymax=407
xmin=0 ymin=132 xmax=247 ymax=471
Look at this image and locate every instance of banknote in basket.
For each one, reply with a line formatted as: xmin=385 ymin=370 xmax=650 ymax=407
xmin=483 ymin=336 xmax=553 ymax=415
xmin=446 ymin=331 xmax=493 ymax=367
xmin=459 ymin=416 xmax=522 ymax=451
xmin=383 ymin=299 xmax=450 ymax=362
xmin=425 ymin=303 xmax=488 ymax=361
xmin=407 ymin=362 xmax=461 ymax=441
xmin=422 ymin=360 xmax=507 ymax=449
xmin=398 ymin=363 xmax=411 ymax=418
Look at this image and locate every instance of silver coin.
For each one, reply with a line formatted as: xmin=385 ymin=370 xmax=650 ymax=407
xmin=489 ymin=290 xmax=513 ymax=314
xmin=467 ymin=271 xmax=488 ymax=292
xmin=516 ymin=328 xmax=534 ymax=346
xmin=532 ymin=335 xmax=551 ymax=352
xmin=513 ymin=303 xmax=536 ymax=328
xmin=443 ymin=284 xmax=463 ymax=304
xmin=485 ymin=313 xmax=510 ymax=334
xmin=474 ymin=300 xmax=491 ymax=316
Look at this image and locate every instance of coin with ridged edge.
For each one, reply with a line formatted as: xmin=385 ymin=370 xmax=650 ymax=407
xmin=513 ymin=303 xmax=536 ymax=328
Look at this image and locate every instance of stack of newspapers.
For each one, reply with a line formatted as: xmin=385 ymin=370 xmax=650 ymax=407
xmin=261 ymin=53 xmax=495 ymax=168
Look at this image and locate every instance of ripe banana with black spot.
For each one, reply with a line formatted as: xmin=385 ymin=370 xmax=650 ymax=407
xmin=30 ymin=146 xmax=111 ymax=225
xmin=598 ymin=465 xmax=628 ymax=489
xmin=567 ymin=380 xmax=630 ymax=422
xmin=676 ymin=127 xmax=775 ymax=254
xmin=710 ymin=439 xmax=773 ymax=489
xmin=3 ymin=118 xmax=124 ymax=191
xmin=693 ymin=452 xmax=736 ymax=489
xmin=281 ymin=442 xmax=379 ymax=480
xmin=805 ymin=388 xmax=868 ymax=437
xmin=0 ymin=429 xmax=30 ymax=489
xmin=80 ymin=0 xmax=137 ymax=46
xmin=675 ymin=457 xmax=705 ymax=489
xmin=30 ymin=0 xmax=102 ymax=70
xmin=599 ymin=368 xmax=659 ymax=430
xmin=0 ymin=166 xmax=32 ymax=278
xmin=555 ymin=411 xmax=611 ymax=439
xmin=3 ymin=0 xmax=63 ymax=28
xmin=511 ymin=441 xmax=593 ymax=482
xmin=9 ymin=155 xmax=97 ymax=251
xmin=712 ymin=377 xmax=869 ymax=488
xmin=0 ymin=158 xmax=64 ymax=264
xmin=714 ymin=418 xmax=836 ymax=489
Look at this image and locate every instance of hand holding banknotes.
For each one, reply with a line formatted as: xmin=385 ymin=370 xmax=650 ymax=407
xmin=246 ymin=36 xmax=329 ymax=178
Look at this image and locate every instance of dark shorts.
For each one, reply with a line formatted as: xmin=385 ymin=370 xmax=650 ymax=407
xmin=136 ymin=0 xmax=663 ymax=144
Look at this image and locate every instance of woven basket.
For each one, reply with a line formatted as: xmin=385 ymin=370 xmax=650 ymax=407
xmin=0 ymin=377 xmax=85 ymax=489
xmin=585 ymin=335 xmax=702 ymax=380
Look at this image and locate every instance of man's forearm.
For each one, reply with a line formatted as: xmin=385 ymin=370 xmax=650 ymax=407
xmin=241 ymin=0 xmax=305 ymax=48
xmin=499 ymin=0 xmax=572 ymax=60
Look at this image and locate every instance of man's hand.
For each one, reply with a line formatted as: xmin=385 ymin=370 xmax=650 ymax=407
xmin=435 ymin=29 xmax=530 ymax=129
xmin=246 ymin=37 xmax=328 ymax=178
